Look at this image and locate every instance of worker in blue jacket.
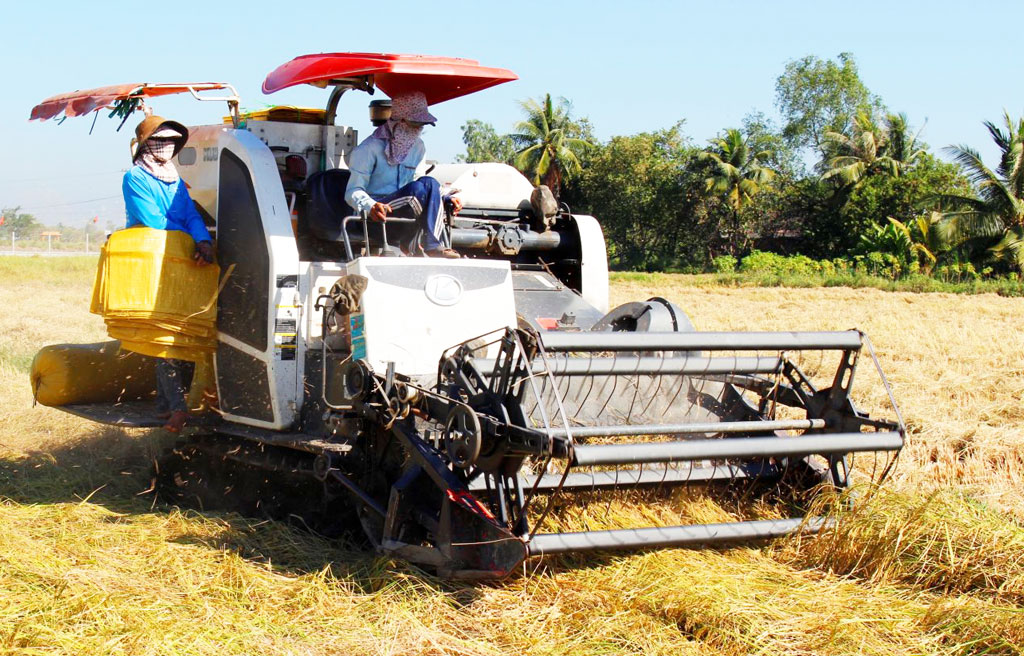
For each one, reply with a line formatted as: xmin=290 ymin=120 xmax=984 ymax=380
xmin=122 ymin=115 xmax=213 ymax=432
xmin=344 ymin=92 xmax=461 ymax=258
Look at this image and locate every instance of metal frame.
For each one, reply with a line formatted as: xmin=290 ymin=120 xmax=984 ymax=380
xmin=340 ymin=212 xmax=416 ymax=260
xmin=346 ymin=324 xmax=907 ymax=570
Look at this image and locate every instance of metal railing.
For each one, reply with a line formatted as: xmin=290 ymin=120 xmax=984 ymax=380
xmin=340 ymin=211 xmax=416 ymax=260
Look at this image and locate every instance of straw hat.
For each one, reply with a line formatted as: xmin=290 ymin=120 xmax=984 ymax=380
xmin=132 ymin=115 xmax=189 ymax=160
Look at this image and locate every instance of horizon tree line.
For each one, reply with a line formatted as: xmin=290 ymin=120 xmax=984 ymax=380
xmin=462 ymin=53 xmax=1023 ymax=274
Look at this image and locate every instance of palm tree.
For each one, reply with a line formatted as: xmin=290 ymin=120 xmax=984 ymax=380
xmin=699 ymin=129 xmax=775 ymax=254
xmin=510 ymin=94 xmax=594 ymax=198
xmin=936 ymin=112 xmax=1024 ymax=270
xmin=822 ymin=111 xmax=922 ymax=186
xmin=884 ymin=112 xmax=926 ymax=166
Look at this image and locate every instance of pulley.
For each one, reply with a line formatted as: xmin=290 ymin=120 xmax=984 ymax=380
xmin=444 ymin=405 xmax=482 ymax=469
xmin=335 ymin=359 xmax=372 ymax=404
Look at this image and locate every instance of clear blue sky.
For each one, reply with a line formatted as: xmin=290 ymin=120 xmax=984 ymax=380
xmin=2 ymin=0 xmax=1022 ymax=228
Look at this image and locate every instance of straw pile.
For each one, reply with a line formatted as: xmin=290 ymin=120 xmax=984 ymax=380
xmin=1 ymin=258 xmax=1022 ymax=655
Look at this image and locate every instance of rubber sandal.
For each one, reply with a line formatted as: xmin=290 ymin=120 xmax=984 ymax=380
xmin=162 ymin=410 xmax=189 ymax=433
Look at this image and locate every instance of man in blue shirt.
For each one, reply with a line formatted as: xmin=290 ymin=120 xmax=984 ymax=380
xmin=344 ymin=92 xmax=461 ymax=258
xmin=123 ymin=115 xmax=214 ymax=432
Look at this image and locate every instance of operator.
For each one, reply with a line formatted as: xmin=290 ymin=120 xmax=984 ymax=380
xmin=122 ymin=115 xmax=214 ymax=433
xmin=344 ymin=91 xmax=461 ymax=258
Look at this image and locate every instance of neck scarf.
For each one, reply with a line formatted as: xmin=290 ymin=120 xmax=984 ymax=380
xmin=371 ymin=120 xmax=424 ymax=166
xmin=137 ymin=139 xmax=179 ymax=183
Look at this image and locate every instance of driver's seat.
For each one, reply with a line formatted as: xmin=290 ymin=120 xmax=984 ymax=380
xmin=304 ymin=169 xmax=420 ymax=259
xmin=304 ymin=168 xmax=354 ymax=241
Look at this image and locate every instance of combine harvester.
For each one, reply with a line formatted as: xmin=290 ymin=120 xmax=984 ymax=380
xmin=30 ymin=53 xmax=905 ymax=578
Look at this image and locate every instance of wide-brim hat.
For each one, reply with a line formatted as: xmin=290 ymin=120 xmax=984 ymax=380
xmin=132 ymin=115 xmax=189 ymax=160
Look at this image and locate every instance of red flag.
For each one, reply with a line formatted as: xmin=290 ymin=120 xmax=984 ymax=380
xmin=92 ymin=216 xmax=98 ymax=223
xmin=0 ymin=215 xmax=5 ymax=227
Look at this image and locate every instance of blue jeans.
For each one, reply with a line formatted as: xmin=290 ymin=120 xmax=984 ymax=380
xmin=374 ymin=176 xmax=447 ymax=250
xmin=155 ymin=358 xmax=194 ymax=414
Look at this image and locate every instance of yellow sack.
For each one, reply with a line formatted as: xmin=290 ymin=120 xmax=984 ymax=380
xmin=30 ymin=341 xmax=156 ymax=407
xmin=91 ymin=227 xmax=221 ymax=361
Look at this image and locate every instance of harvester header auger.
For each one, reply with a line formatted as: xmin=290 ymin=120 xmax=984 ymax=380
xmin=29 ymin=52 xmax=904 ymax=579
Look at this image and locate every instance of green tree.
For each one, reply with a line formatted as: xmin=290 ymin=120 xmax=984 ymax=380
xmin=456 ymin=119 xmax=515 ymax=164
xmin=857 ymin=216 xmax=941 ymax=273
xmin=698 ymin=129 xmax=776 ymax=255
xmin=807 ymin=151 xmax=967 ymax=257
xmin=775 ymin=53 xmax=882 ymax=161
xmin=822 ymin=112 xmax=898 ymax=185
xmin=822 ymin=112 xmax=924 ymax=186
xmin=0 ymin=207 xmax=41 ymax=238
xmin=730 ymin=113 xmax=809 ymax=256
xmin=885 ymin=112 xmax=926 ymax=165
xmin=846 ymin=152 xmax=962 ymax=218
xmin=937 ymin=112 xmax=1024 ymax=270
xmin=510 ymin=94 xmax=595 ymax=198
xmin=858 ymin=218 xmax=914 ymax=261
xmin=742 ymin=111 xmax=802 ymax=177
xmin=575 ymin=124 xmax=711 ymax=270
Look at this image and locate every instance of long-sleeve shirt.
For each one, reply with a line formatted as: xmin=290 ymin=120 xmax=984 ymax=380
xmin=344 ymin=136 xmax=426 ymax=213
xmin=122 ymin=166 xmax=212 ymax=244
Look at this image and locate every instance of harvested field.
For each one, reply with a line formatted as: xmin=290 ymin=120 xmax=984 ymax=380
xmin=1 ymin=256 xmax=1022 ymax=655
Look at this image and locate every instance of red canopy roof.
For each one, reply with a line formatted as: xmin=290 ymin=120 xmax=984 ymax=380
xmin=262 ymin=53 xmax=517 ymax=105
xmin=30 ymin=83 xmax=232 ymax=121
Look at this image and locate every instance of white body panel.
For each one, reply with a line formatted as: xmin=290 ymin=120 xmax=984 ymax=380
xmin=246 ymin=120 xmax=357 ymax=173
xmin=346 ymin=257 xmax=517 ymax=377
xmin=573 ymin=214 xmax=609 ymax=313
xmin=429 ymin=163 xmax=534 ymax=211
xmin=180 ymin=125 xmax=302 ymax=431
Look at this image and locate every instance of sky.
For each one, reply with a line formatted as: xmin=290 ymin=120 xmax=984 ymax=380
xmin=2 ymin=0 xmax=1022 ymax=229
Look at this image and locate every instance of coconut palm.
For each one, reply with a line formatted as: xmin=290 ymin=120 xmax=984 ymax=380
xmin=936 ymin=112 xmax=1024 ymax=270
xmin=700 ymin=129 xmax=775 ymax=211
xmin=884 ymin=112 xmax=926 ymax=166
xmin=699 ymin=129 xmax=775 ymax=255
xmin=510 ymin=94 xmax=594 ymax=198
xmin=822 ymin=112 xmax=922 ymax=186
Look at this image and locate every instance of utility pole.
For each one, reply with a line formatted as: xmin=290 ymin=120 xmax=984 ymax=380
xmin=11 ymin=231 xmax=15 ymax=253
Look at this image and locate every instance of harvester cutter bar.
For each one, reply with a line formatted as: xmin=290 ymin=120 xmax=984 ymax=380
xmin=526 ymin=516 xmax=829 ymax=555
xmin=538 ymin=330 xmax=863 ymax=352
xmin=571 ymin=431 xmax=904 ymax=467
